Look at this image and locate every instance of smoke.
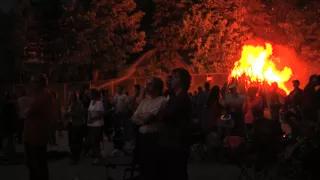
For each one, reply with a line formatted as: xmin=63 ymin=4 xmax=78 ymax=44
xmin=96 ymin=49 xmax=156 ymax=89
xmin=273 ymin=44 xmax=319 ymax=89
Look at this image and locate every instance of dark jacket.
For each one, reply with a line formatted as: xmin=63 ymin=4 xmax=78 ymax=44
xmin=157 ymin=91 xmax=192 ymax=152
xmin=286 ymin=88 xmax=303 ymax=108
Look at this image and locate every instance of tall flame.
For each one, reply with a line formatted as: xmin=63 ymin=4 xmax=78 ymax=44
xmin=229 ymin=43 xmax=293 ymax=94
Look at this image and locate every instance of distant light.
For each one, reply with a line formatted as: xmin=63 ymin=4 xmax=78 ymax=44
xmin=282 ymin=134 xmax=286 ymax=138
xmin=206 ymin=76 xmax=213 ymax=82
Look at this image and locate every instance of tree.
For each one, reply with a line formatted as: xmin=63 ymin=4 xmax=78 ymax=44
xmin=297 ymin=0 xmax=320 ymax=65
xmin=133 ymin=0 xmax=192 ymax=76
xmin=137 ymin=0 xmax=254 ymax=75
xmin=250 ymin=0 xmax=320 ymax=65
xmin=17 ymin=0 xmax=64 ymax=63
xmin=62 ymin=0 xmax=146 ymax=77
xmin=180 ymin=0 xmax=253 ymax=73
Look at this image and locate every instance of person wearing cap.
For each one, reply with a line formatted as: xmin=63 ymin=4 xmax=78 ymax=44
xmin=24 ymin=74 xmax=58 ymax=180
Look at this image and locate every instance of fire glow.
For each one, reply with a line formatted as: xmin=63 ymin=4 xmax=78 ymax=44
xmin=229 ymin=43 xmax=293 ymax=94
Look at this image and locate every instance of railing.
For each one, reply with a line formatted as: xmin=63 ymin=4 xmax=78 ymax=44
xmin=3 ymin=73 xmax=229 ymax=105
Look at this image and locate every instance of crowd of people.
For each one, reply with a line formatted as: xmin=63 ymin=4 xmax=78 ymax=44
xmin=0 ymin=68 xmax=320 ymax=180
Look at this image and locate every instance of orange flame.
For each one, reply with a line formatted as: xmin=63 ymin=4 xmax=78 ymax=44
xmin=229 ymin=43 xmax=293 ymax=94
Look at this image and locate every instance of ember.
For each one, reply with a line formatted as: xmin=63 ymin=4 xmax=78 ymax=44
xmin=229 ymin=43 xmax=293 ymax=94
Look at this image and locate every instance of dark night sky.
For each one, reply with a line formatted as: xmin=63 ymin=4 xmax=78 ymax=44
xmin=0 ymin=0 xmax=73 ymax=13
xmin=0 ymin=0 xmax=16 ymax=12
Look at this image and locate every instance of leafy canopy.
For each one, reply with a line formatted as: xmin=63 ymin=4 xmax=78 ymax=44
xmin=62 ymin=0 xmax=146 ymax=71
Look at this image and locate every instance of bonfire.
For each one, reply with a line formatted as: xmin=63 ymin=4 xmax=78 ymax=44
xmin=229 ymin=43 xmax=293 ymax=95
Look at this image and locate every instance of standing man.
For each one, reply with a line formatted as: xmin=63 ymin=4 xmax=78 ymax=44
xmin=196 ymin=82 xmax=211 ymax=125
xmin=24 ymin=74 xmax=58 ymax=180
xmin=269 ymin=82 xmax=282 ymax=121
xmin=112 ymin=85 xmax=129 ymax=155
xmin=303 ymin=75 xmax=318 ymax=122
xmin=223 ymin=84 xmax=246 ymax=135
xmin=140 ymin=68 xmax=193 ymax=180
xmin=286 ymin=80 xmax=303 ymax=109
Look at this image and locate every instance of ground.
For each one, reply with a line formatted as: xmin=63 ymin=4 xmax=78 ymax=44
xmin=0 ymin=131 xmax=245 ymax=180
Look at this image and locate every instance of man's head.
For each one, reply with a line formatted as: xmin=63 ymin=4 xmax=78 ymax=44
xmin=171 ymin=68 xmax=191 ymax=93
xmin=198 ymin=87 xmax=203 ymax=93
xmin=146 ymin=77 xmax=164 ymax=97
xmin=292 ymin=80 xmax=300 ymax=89
xmin=309 ymin=74 xmax=317 ymax=84
xmin=166 ymin=75 xmax=172 ymax=90
xmin=116 ymin=85 xmax=124 ymax=94
xmin=30 ymin=73 xmax=48 ymax=93
xmin=204 ymin=82 xmax=210 ymax=91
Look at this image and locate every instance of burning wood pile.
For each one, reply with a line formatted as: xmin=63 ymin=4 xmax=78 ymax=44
xmin=229 ymin=43 xmax=293 ymax=95
xmin=227 ymin=43 xmax=293 ymax=118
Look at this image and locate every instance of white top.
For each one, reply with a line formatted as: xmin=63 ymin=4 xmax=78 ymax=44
xmin=113 ymin=94 xmax=129 ymax=113
xmin=87 ymin=100 xmax=104 ymax=127
xmin=132 ymin=96 xmax=167 ymax=123
xmin=223 ymin=94 xmax=246 ymax=111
